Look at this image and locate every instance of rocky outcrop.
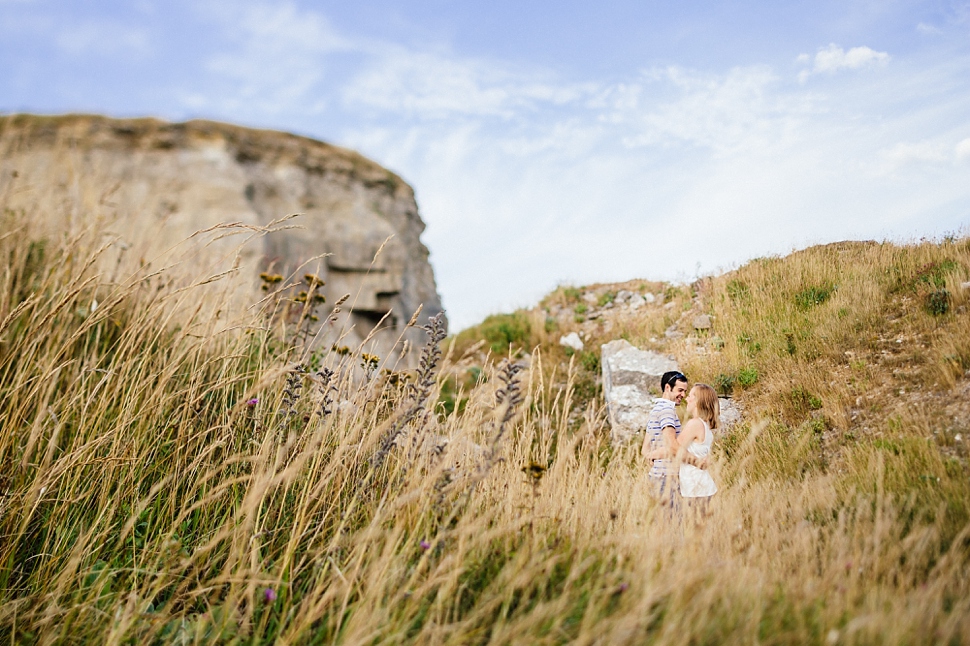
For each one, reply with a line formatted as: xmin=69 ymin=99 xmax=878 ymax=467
xmin=601 ymin=340 xmax=679 ymax=443
xmin=601 ymin=339 xmax=742 ymax=444
xmin=0 ymin=114 xmax=445 ymax=363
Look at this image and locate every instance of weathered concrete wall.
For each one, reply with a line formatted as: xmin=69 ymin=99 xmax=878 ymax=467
xmin=0 ymin=114 xmax=446 ymax=362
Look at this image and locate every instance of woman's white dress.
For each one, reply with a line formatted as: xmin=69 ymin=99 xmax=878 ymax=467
xmin=680 ymin=421 xmax=717 ymax=498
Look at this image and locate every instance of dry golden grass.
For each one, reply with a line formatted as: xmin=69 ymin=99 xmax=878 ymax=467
xmin=2 ymin=203 xmax=969 ymax=645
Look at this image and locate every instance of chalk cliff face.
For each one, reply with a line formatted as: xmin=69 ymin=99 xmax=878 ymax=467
xmin=0 ymin=114 xmax=445 ymax=361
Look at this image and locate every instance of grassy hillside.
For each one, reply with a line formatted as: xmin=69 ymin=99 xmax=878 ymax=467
xmin=2 ymin=202 xmax=970 ymax=644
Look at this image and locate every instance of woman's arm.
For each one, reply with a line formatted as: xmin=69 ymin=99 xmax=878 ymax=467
xmin=674 ymin=419 xmax=704 ymax=467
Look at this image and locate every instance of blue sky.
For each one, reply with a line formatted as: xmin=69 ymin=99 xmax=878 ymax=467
xmin=2 ymin=1 xmax=969 ymax=329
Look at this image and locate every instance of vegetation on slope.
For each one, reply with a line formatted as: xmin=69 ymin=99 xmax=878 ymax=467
xmin=2 ymin=204 xmax=970 ymax=644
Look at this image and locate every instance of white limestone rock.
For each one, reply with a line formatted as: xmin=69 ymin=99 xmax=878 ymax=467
xmin=718 ymin=398 xmax=742 ymax=429
xmin=559 ymin=332 xmax=585 ymax=352
xmin=601 ymin=339 xmax=680 ymax=443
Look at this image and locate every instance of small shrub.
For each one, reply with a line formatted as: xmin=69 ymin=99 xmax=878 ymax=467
xmin=597 ymin=291 xmax=616 ymax=307
xmin=544 ymin=317 xmax=558 ymax=333
xmin=580 ymin=351 xmax=600 ymax=373
xmin=737 ymin=334 xmax=762 ymax=357
xmin=574 ymin=303 xmax=588 ymax=315
xmin=562 ymin=287 xmax=582 ymax=302
xmin=890 ymin=259 xmax=961 ymax=294
xmin=915 ymin=260 xmax=958 ymax=289
xmin=726 ymin=279 xmax=749 ymax=302
xmin=784 ymin=332 xmax=797 ymax=356
xmin=790 ymin=387 xmax=823 ymax=415
xmin=738 ymin=367 xmax=759 ymax=388
xmin=714 ymin=373 xmax=736 ymax=396
xmin=794 ymin=283 xmax=835 ymax=310
xmin=481 ymin=312 xmax=532 ymax=354
xmin=925 ymin=289 xmax=950 ymax=316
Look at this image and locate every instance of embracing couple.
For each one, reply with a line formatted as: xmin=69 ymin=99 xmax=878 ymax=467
xmin=640 ymin=371 xmax=719 ymax=513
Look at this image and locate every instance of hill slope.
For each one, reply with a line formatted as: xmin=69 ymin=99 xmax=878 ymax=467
xmin=2 ymin=209 xmax=969 ymax=644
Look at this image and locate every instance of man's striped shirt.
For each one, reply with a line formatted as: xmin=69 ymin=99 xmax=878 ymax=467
xmin=647 ymin=398 xmax=680 ymax=478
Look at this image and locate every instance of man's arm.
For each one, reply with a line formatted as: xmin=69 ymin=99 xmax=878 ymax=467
xmin=640 ymin=429 xmax=653 ymax=458
xmin=661 ymin=425 xmax=678 ymax=459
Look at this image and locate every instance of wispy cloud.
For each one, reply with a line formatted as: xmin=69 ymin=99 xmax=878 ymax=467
xmin=605 ymin=66 xmax=816 ymax=155
xmin=957 ymin=138 xmax=970 ymax=161
xmin=342 ymin=47 xmax=597 ymax=119
xmin=797 ymin=44 xmax=890 ymax=82
xmin=7 ymin=0 xmax=963 ymax=329
xmin=189 ymin=2 xmax=352 ymax=116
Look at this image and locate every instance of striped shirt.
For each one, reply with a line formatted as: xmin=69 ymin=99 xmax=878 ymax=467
xmin=647 ymin=398 xmax=680 ymax=478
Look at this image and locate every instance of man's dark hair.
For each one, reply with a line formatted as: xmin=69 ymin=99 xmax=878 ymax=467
xmin=661 ymin=371 xmax=688 ymax=391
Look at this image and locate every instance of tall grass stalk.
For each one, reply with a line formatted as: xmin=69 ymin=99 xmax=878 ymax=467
xmin=2 ymin=213 xmax=969 ymax=644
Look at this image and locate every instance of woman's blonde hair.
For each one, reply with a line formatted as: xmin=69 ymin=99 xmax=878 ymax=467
xmin=692 ymin=383 xmax=720 ymax=430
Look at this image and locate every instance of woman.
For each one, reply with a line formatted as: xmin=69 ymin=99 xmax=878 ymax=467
xmin=676 ymin=383 xmax=718 ymax=506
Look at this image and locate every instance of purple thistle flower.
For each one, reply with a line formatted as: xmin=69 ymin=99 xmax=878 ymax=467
xmin=420 ymin=540 xmax=431 ymax=551
xmin=618 ymin=582 xmax=629 ymax=593
xmin=264 ymin=587 xmax=277 ymax=603
xmin=246 ymin=398 xmax=259 ymax=406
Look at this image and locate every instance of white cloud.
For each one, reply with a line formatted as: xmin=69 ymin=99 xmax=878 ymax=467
xmin=883 ymin=140 xmax=951 ymax=167
xmin=342 ymin=56 xmax=970 ymax=328
xmin=168 ymin=3 xmax=970 ymax=328
xmin=798 ymin=44 xmax=890 ymax=82
xmin=881 ymin=137 xmax=970 ymax=169
xmin=955 ymin=138 xmax=970 ymax=161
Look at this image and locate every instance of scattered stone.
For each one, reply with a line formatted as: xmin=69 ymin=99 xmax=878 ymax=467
xmin=663 ymin=301 xmax=676 ymax=310
xmin=601 ymin=340 xmax=680 ymax=443
xmin=643 ymin=292 xmax=656 ymax=304
xmin=628 ymin=293 xmax=645 ymax=310
xmin=664 ymin=325 xmax=684 ymax=339
xmin=718 ymin=398 xmax=742 ymax=429
xmin=560 ymin=333 xmax=584 ymax=352
xmin=603 ymin=301 xmax=614 ymax=309
xmin=962 ymin=281 xmax=970 ymax=291
xmin=583 ymin=292 xmax=598 ymax=304
xmin=693 ymin=314 xmax=712 ymax=330
xmin=616 ymin=290 xmax=632 ymax=302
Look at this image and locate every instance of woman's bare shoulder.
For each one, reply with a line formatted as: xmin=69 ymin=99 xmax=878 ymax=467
xmin=682 ymin=417 xmax=705 ymax=439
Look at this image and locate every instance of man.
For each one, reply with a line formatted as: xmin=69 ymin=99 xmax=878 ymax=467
xmin=641 ymin=371 xmax=705 ymax=509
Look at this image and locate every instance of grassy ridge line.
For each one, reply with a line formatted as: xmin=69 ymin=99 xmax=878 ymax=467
xmin=1 ymin=207 xmax=969 ymax=643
